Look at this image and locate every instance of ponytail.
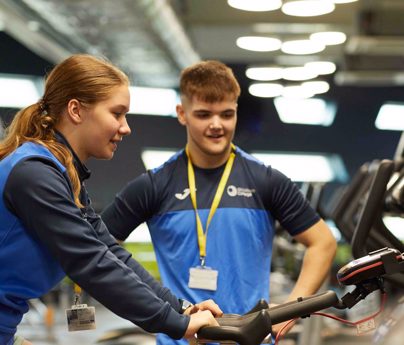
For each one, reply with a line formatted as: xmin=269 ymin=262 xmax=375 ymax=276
xmin=0 ymin=102 xmax=83 ymax=207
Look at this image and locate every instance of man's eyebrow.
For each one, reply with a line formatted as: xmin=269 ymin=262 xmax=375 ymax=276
xmin=193 ymin=109 xmax=211 ymax=113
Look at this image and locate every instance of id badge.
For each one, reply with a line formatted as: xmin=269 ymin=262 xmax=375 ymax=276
xmin=66 ymin=303 xmax=96 ymax=331
xmin=188 ymin=266 xmax=218 ymax=291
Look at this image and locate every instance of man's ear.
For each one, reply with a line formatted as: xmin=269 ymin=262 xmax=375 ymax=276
xmin=66 ymin=99 xmax=83 ymax=124
xmin=176 ymin=104 xmax=187 ymax=126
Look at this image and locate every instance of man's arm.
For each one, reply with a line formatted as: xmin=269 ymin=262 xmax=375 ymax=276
xmin=287 ymin=219 xmax=337 ymax=301
xmin=102 ymin=173 xmax=154 ymax=241
xmin=271 ymin=219 xmax=337 ymax=335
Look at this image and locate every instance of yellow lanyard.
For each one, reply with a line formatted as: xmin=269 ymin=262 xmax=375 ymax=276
xmin=74 ymin=284 xmax=82 ymax=305
xmin=186 ymin=144 xmax=236 ymax=266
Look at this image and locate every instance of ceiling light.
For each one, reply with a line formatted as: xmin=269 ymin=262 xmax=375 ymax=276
xmin=305 ymin=61 xmax=336 ymax=75
xmin=250 ymin=152 xmax=346 ymax=182
xmin=274 ymin=96 xmax=336 ymax=126
xmin=0 ymin=75 xmax=41 ymax=108
xmin=249 ymin=83 xmax=283 ymax=98
xmin=227 ymin=0 xmax=282 ymax=12
xmin=141 ymin=149 xmax=178 ymax=170
xmin=301 ymin=81 xmax=330 ymax=95
xmin=282 ymin=85 xmax=315 ymax=99
xmin=236 ymin=36 xmax=282 ymax=52
xmin=246 ymin=67 xmax=283 ymax=81
xmin=310 ymin=31 xmax=347 ymax=45
xmin=129 ymin=87 xmax=177 ymax=116
xmin=281 ymin=39 xmax=325 ymax=55
xmin=282 ymin=0 xmax=335 ymax=17
xmin=375 ymin=102 xmax=404 ymax=131
xmin=332 ymin=0 xmax=358 ymax=3
xmin=282 ymin=66 xmax=318 ymax=81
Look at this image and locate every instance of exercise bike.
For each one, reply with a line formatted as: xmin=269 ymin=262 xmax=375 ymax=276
xmin=196 ymin=247 xmax=404 ymax=345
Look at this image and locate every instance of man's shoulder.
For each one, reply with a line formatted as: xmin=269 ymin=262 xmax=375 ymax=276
xmin=235 ymin=147 xmax=269 ymax=169
xmin=233 ymin=146 xmax=273 ymax=182
xmin=149 ymin=149 xmax=185 ymax=176
xmin=146 ymin=150 xmax=189 ymax=201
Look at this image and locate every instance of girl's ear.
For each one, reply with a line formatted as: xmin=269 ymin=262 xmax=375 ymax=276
xmin=66 ymin=99 xmax=83 ymax=124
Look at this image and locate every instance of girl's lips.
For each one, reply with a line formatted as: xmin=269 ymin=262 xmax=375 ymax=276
xmin=110 ymin=141 xmax=118 ymax=151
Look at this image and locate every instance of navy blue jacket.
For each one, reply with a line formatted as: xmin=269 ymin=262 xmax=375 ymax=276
xmin=0 ymin=135 xmax=189 ymax=344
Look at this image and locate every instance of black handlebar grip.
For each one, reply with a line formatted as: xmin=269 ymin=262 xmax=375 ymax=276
xmin=266 ymin=290 xmax=338 ymax=325
xmin=197 ymin=310 xmax=271 ymax=345
xmin=245 ymin=299 xmax=269 ymax=314
xmin=197 ymin=291 xmax=339 ymax=345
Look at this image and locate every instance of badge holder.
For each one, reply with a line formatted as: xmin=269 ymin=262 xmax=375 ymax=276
xmin=66 ymin=284 xmax=96 ymax=331
xmin=188 ymin=257 xmax=218 ymax=291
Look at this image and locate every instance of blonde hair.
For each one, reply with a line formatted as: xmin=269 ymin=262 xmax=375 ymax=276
xmin=0 ymin=54 xmax=129 ymax=207
xmin=179 ymin=60 xmax=241 ymax=103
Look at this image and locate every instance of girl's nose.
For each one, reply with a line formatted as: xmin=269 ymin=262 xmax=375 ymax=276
xmin=119 ymin=117 xmax=131 ymax=136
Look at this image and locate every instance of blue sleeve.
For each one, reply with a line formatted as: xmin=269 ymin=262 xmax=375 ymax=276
xmin=263 ymin=167 xmax=320 ymax=235
xmin=4 ymin=159 xmax=188 ymax=339
xmin=101 ymin=226 xmax=182 ymax=310
xmin=101 ymin=172 xmax=156 ymax=241
xmin=100 ymin=173 xmax=181 ymax=307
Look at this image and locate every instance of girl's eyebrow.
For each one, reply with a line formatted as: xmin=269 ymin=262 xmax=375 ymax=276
xmin=113 ymin=104 xmax=130 ymax=112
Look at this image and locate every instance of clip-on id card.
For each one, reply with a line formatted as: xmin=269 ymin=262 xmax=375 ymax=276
xmin=188 ymin=266 xmax=218 ymax=291
xmin=66 ymin=289 xmax=96 ymax=331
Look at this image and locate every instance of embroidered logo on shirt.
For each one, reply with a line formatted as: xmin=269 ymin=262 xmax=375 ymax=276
xmin=227 ymin=185 xmax=255 ymax=198
xmin=175 ymin=188 xmax=191 ymax=200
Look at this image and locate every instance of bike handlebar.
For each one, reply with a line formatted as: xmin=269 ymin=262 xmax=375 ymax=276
xmin=197 ymin=290 xmax=339 ymax=345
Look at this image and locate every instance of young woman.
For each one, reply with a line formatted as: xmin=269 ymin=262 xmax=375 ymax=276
xmin=0 ymin=54 xmax=221 ymax=345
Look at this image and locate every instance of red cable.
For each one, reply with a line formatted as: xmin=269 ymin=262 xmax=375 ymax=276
xmin=274 ymin=318 xmax=297 ymax=345
xmin=274 ymin=293 xmax=387 ymax=345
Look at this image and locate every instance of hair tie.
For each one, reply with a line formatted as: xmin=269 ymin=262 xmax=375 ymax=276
xmin=39 ymin=99 xmax=48 ymax=115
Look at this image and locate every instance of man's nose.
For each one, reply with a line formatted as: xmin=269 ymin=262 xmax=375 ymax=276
xmin=209 ymin=115 xmax=221 ymax=129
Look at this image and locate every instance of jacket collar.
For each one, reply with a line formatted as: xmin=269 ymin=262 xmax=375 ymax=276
xmin=55 ymin=131 xmax=91 ymax=182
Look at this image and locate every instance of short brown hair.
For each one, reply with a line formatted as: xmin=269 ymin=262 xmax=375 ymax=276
xmin=179 ymin=60 xmax=241 ymax=103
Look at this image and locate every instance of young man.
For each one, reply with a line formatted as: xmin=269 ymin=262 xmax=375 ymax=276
xmin=102 ymin=60 xmax=337 ymax=345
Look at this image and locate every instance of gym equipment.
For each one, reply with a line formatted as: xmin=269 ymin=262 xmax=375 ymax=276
xmin=330 ymin=159 xmax=404 ymax=288
xmin=196 ymin=246 xmax=404 ymax=345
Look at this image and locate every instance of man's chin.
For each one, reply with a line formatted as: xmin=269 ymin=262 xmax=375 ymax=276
xmin=203 ymin=146 xmax=230 ymax=157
